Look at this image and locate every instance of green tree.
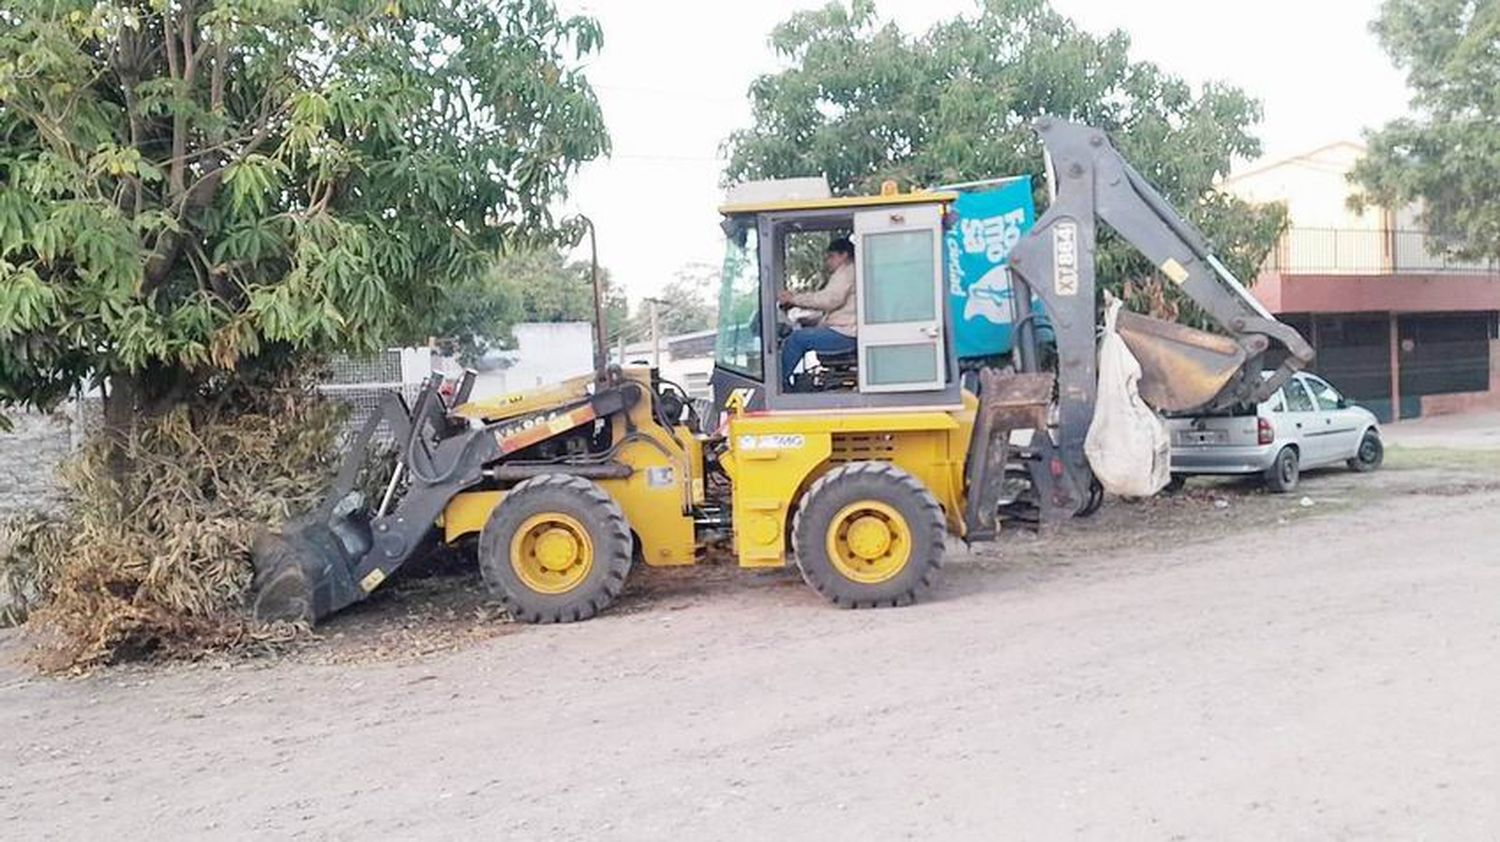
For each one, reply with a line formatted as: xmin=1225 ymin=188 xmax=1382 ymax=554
xmin=0 ymin=1 xmax=608 ymax=429
xmin=434 ymin=246 xmax=627 ymax=363
xmin=639 ymin=263 xmax=717 ymax=338
xmin=1350 ymin=0 xmax=1500 ymax=262
xmin=724 ymin=0 xmax=1287 ymax=300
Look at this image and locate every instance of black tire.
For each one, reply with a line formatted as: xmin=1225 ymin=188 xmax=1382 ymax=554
xmin=478 ymin=475 xmax=632 ymax=624
xmin=792 ymin=462 xmax=945 ymax=608
xmin=1163 ymin=474 xmax=1188 ymax=494
xmin=1264 ymin=446 xmax=1300 ymax=493
xmin=1073 ymin=476 xmax=1105 ymax=517
xmin=1348 ymin=430 xmax=1384 ymax=473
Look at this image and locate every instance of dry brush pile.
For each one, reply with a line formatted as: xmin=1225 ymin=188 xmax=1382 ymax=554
xmin=0 ymin=378 xmax=343 ymax=672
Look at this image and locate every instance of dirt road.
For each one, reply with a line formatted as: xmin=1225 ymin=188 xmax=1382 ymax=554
xmin=3 ymin=478 xmax=1499 ymax=839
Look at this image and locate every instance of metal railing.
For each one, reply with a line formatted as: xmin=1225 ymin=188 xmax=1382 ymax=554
xmin=1267 ymin=228 xmax=1499 ymax=276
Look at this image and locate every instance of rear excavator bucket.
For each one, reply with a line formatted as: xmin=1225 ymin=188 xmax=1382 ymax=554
xmin=1114 ymin=309 xmax=1267 ymax=413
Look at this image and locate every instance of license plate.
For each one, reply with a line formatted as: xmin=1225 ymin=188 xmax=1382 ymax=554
xmin=1177 ymin=430 xmax=1227 ymax=445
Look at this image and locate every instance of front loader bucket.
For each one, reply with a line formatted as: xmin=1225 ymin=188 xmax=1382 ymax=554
xmin=1115 ymin=309 xmax=1252 ymax=412
xmin=250 ymin=515 xmax=367 ymax=624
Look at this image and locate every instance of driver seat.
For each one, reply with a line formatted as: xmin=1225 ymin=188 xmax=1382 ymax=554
xmin=813 ymin=348 xmax=859 ymax=390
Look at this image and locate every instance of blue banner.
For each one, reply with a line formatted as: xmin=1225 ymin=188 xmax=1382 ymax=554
xmin=944 ymin=177 xmax=1038 ymax=358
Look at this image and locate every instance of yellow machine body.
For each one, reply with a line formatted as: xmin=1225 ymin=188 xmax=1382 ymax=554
xmin=438 ymin=370 xmax=980 ymax=572
xmin=719 ymin=400 xmax=977 ymax=567
xmin=441 ymin=367 xmax=701 ymax=567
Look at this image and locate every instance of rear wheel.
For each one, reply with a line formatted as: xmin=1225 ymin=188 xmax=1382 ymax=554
xmin=792 ymin=462 xmax=945 ymax=608
xmin=1163 ymin=474 xmax=1188 ymax=494
xmin=1264 ymin=446 xmax=1300 ymax=493
xmin=1075 ymin=476 xmax=1106 ymax=517
xmin=1348 ymin=430 xmax=1384 ymax=472
xmin=479 ymin=475 xmax=632 ymax=623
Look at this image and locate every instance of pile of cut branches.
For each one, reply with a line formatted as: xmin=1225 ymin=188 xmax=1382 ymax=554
xmin=1 ymin=376 xmax=343 ymax=671
xmin=0 ymin=512 xmax=68 ymax=627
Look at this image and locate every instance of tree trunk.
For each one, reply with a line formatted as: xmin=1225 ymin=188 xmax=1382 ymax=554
xmin=102 ymin=373 xmax=143 ymax=486
xmin=103 ymin=373 xmax=140 ymax=441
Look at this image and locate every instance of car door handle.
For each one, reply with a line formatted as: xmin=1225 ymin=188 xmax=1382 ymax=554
xmin=920 ymin=326 xmax=940 ymax=338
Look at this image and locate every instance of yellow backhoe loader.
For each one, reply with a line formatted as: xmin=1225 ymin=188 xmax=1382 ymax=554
xmin=251 ymin=120 xmax=1313 ymax=624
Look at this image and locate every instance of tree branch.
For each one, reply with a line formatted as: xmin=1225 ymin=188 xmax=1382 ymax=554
xmin=143 ymin=104 xmax=286 ymax=292
xmin=163 ymin=10 xmax=186 ymax=197
xmin=210 ymin=42 xmax=226 ymax=133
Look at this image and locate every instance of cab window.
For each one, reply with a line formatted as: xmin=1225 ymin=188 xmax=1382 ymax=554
xmin=714 ymin=225 xmax=762 ymax=380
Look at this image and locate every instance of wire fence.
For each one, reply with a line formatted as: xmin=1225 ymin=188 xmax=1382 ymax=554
xmin=317 ymin=351 xmax=430 ymax=445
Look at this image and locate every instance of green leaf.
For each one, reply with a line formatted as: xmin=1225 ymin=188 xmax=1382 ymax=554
xmin=0 ymin=0 xmax=609 ymax=412
xmin=1352 ymin=0 xmax=1500 ymax=263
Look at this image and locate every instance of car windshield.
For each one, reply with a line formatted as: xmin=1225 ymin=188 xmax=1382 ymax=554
xmin=714 ymin=223 xmax=762 ymax=379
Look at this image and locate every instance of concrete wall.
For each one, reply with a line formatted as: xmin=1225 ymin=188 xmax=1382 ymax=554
xmin=1224 ymin=143 xmax=1382 ymax=231
xmin=470 ymin=322 xmax=596 ymax=399
xmin=1257 ymin=273 xmax=1500 ymax=315
xmin=0 ymin=407 xmax=76 ymax=517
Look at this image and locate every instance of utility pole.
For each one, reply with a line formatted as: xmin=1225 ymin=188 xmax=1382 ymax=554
xmin=645 ymin=297 xmax=664 ymax=369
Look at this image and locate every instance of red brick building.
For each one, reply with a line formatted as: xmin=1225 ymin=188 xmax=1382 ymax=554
xmin=1228 ymin=143 xmax=1500 ymax=422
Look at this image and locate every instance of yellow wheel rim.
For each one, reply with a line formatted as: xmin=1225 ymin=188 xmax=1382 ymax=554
xmin=510 ymin=513 xmax=594 ymax=595
xmin=826 ymin=501 xmax=911 ymax=585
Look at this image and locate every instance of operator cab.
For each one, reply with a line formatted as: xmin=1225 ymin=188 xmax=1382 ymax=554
xmin=711 ymin=180 xmax=962 ymax=415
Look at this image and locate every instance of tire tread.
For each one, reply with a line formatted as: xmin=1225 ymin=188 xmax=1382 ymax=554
xmin=479 ymin=474 xmax=632 ymax=624
xmin=791 ymin=461 xmax=945 ymax=609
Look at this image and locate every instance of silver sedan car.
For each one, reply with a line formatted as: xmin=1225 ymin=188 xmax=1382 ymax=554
xmin=1166 ymin=372 xmax=1384 ymax=493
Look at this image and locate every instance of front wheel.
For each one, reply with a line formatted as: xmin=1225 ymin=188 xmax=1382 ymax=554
xmin=1264 ymin=446 xmax=1300 ymax=494
xmin=1348 ymin=430 xmax=1384 ymax=473
xmin=792 ymin=462 xmax=945 ymax=609
xmin=479 ymin=474 xmax=633 ymax=623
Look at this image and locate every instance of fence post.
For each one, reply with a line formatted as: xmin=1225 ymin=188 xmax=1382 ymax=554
xmin=1388 ymin=312 xmax=1402 ymax=422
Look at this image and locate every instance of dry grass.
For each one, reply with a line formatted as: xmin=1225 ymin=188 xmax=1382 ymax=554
xmin=1384 ymin=445 xmax=1500 ymax=474
xmin=0 ymin=512 xmax=68 ymax=626
xmin=1 ymin=378 xmax=344 ymax=672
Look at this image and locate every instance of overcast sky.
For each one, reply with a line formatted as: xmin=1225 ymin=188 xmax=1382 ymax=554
xmin=562 ymin=0 xmax=1409 ymax=308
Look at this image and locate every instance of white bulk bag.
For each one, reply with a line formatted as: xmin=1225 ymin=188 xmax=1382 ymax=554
xmin=1084 ymin=293 xmax=1171 ymax=497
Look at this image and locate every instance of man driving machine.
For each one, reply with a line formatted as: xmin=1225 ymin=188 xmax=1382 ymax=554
xmin=776 ymin=237 xmax=857 ymax=386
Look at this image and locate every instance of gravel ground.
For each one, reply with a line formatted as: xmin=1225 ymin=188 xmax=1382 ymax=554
xmin=1 ymin=453 xmax=1498 ymax=840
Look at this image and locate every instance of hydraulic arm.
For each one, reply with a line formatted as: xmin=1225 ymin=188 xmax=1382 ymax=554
xmin=996 ymin=119 xmax=1315 ymax=520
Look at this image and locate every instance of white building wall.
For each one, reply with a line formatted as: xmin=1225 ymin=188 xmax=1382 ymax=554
xmin=470 ymin=322 xmax=596 ymax=399
xmin=611 ymin=331 xmax=717 ymax=400
xmin=1224 ymin=142 xmax=1381 ymax=230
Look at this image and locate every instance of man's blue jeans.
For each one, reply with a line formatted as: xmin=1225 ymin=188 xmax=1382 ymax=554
xmin=781 ymin=326 xmax=856 ymax=385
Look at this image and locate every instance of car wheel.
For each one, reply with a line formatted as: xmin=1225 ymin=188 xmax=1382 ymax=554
xmin=1163 ymin=474 xmax=1187 ymax=494
xmin=1348 ymin=430 xmax=1384 ymax=473
xmin=1264 ymin=446 xmax=1299 ymax=493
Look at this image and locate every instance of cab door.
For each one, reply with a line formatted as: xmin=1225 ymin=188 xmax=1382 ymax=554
xmin=853 ymin=204 xmax=947 ymax=393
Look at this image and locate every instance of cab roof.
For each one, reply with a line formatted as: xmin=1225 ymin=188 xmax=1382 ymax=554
xmin=718 ymin=190 xmax=958 ymax=216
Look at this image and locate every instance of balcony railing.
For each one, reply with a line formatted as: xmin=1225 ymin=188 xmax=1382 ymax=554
xmin=1266 ymin=228 xmax=1499 ymax=276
